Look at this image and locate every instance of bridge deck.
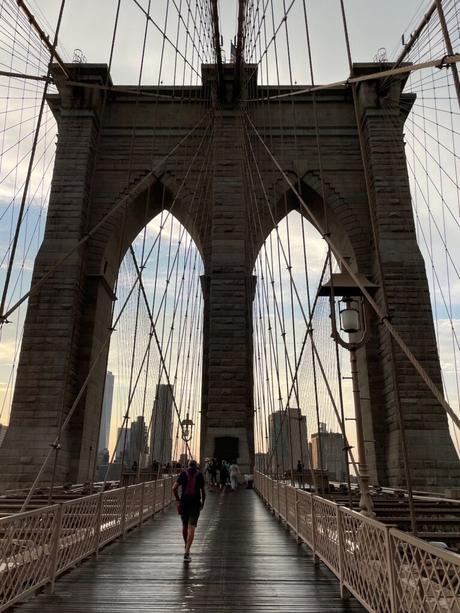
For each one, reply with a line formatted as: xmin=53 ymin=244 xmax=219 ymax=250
xmin=16 ymin=488 xmax=364 ymax=612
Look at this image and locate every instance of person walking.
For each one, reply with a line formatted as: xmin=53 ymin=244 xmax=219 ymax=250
xmin=172 ymin=460 xmax=206 ymax=563
xmin=229 ymin=461 xmax=240 ymax=491
xmin=219 ymin=460 xmax=229 ymax=490
xmin=210 ymin=457 xmax=218 ymax=486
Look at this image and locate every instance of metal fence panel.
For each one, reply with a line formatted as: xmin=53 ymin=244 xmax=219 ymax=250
xmin=0 ymin=479 xmax=173 ymax=612
xmin=253 ymin=471 xmax=460 ymax=613
xmin=0 ymin=505 xmax=59 ymax=610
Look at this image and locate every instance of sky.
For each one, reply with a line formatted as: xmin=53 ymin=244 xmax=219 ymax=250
xmin=0 ymin=0 xmax=459 ymax=468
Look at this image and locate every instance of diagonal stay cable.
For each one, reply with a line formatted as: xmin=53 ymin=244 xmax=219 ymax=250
xmin=129 ymin=248 xmax=194 ymax=458
xmin=245 ymin=111 xmax=460 ymax=432
xmin=0 ymin=110 xmax=212 ymax=324
xmin=245 ymin=53 xmax=460 ymax=103
xmin=20 ymin=266 xmax=144 ymax=511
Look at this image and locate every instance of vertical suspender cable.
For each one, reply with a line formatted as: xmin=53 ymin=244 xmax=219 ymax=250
xmin=0 ymin=0 xmax=65 ymax=321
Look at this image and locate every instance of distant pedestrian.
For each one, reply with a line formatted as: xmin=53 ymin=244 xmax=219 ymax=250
xmin=173 ymin=460 xmax=206 ymax=563
xmin=210 ymin=458 xmax=218 ymax=486
xmin=297 ymin=459 xmax=304 ymax=487
xmin=219 ymin=460 xmax=229 ymax=490
xmin=229 ymin=461 xmax=240 ymax=491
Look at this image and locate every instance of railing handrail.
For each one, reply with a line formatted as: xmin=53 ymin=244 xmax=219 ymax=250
xmin=254 ymin=470 xmax=460 ymax=613
xmin=0 ymin=502 xmax=61 ymax=524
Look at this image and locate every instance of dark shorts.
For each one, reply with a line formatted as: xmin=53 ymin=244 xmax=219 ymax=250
xmin=180 ymin=503 xmax=200 ymax=527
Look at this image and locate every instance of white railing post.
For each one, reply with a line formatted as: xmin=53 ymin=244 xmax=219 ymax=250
xmin=285 ymin=484 xmax=289 ymax=526
xmin=336 ymin=506 xmax=349 ymax=600
xmin=138 ymin=482 xmax=145 ymax=528
xmin=295 ymin=489 xmax=300 ymax=544
xmin=162 ymin=477 xmax=166 ymax=511
xmin=276 ymin=479 xmax=280 ymax=519
xmin=120 ymin=486 xmax=128 ymax=539
xmin=311 ymin=496 xmax=318 ymax=564
xmin=49 ymin=503 xmax=64 ymax=593
xmin=152 ymin=477 xmax=157 ymax=517
xmin=94 ymin=492 xmax=103 ymax=559
xmin=385 ymin=527 xmax=398 ymax=613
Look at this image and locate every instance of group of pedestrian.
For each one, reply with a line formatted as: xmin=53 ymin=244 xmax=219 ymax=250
xmin=173 ymin=458 xmax=241 ymax=563
xmin=205 ymin=458 xmax=240 ymax=490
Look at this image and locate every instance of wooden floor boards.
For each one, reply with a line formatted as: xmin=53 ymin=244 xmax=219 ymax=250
xmin=14 ymin=488 xmax=365 ymax=612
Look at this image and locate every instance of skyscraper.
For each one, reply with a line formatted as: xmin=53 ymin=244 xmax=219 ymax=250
xmin=311 ymin=423 xmax=347 ymax=482
xmin=115 ymin=426 xmax=129 ymax=464
xmin=268 ymin=408 xmax=309 ymax=474
xmin=129 ymin=415 xmax=149 ymax=468
xmin=98 ymin=371 xmax=114 ymax=452
xmin=150 ymin=384 xmax=174 ymax=465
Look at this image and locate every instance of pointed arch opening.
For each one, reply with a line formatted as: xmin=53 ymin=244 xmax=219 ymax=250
xmin=92 ymin=210 xmax=204 ymax=483
xmin=252 ymin=209 xmax=359 ymax=484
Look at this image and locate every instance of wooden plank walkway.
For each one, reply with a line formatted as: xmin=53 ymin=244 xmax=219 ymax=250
xmin=15 ymin=488 xmax=365 ymax=612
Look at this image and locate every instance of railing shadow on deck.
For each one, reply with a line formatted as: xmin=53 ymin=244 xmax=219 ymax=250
xmin=0 ymin=476 xmax=174 ymax=611
xmin=255 ymin=471 xmax=460 ymax=613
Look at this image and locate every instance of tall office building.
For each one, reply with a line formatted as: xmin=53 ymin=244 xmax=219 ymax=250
xmin=268 ymin=408 xmax=309 ymax=474
xmin=311 ymin=422 xmax=347 ymax=482
xmin=115 ymin=426 xmax=129 ymax=464
xmin=150 ymin=384 xmax=174 ymax=465
xmin=98 ymin=371 xmax=114 ymax=452
xmin=129 ymin=415 xmax=149 ymax=468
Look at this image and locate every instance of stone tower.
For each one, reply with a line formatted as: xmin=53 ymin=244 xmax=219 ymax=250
xmin=0 ymin=62 xmax=458 ymax=492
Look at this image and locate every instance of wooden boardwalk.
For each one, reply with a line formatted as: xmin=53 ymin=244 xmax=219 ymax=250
xmin=15 ymin=488 xmax=364 ymax=612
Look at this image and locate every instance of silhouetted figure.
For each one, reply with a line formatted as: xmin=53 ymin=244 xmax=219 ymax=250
xmin=210 ymin=458 xmax=218 ymax=486
xmin=297 ymin=460 xmax=304 ymax=487
xmin=173 ymin=460 xmax=206 ymax=564
xmin=219 ymin=461 xmax=229 ymax=490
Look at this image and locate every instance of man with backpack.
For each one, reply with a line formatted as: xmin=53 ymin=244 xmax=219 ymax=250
xmin=172 ymin=459 xmax=206 ymax=563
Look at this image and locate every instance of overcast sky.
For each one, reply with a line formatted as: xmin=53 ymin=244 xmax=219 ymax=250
xmin=25 ymin=0 xmax=431 ymax=84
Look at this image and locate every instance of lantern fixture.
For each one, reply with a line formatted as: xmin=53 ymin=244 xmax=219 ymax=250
xmin=339 ymin=297 xmax=361 ymax=334
xmin=181 ymin=413 xmax=194 ymax=443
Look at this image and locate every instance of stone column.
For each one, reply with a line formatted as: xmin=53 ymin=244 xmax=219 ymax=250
xmin=200 ymin=110 xmax=255 ymax=474
xmin=0 ymin=65 xmax=109 ymax=490
xmin=354 ymin=64 xmax=460 ymax=491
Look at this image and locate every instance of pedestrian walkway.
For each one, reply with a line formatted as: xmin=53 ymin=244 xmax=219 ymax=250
xmin=16 ymin=487 xmax=364 ymax=612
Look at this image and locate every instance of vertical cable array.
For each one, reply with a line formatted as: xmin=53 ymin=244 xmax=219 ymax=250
xmin=395 ymin=0 xmax=460 ymax=450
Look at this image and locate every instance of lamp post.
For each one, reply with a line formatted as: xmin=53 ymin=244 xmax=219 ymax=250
xmin=319 ymin=271 xmax=378 ymax=518
xmin=181 ymin=413 xmax=194 ymax=463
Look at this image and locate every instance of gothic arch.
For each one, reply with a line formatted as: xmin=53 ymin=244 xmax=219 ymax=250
xmin=249 ymin=170 xmax=371 ymax=275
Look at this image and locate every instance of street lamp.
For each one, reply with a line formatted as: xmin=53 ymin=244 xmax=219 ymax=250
xmin=319 ymin=271 xmax=378 ymax=518
xmin=181 ymin=413 xmax=194 ymax=443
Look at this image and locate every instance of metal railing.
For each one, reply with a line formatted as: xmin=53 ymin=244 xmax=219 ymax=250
xmin=0 ymin=476 xmax=174 ymax=611
xmin=255 ymin=471 xmax=460 ymax=613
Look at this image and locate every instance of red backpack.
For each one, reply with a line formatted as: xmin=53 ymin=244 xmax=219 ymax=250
xmin=184 ymin=468 xmax=198 ymax=498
